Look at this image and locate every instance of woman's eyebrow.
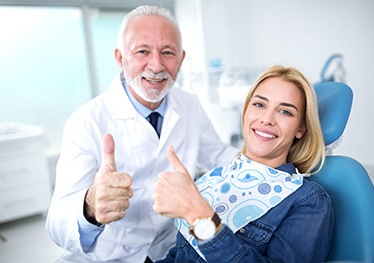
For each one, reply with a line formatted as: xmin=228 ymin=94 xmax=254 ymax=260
xmin=253 ymin=94 xmax=268 ymax=101
xmin=253 ymin=95 xmax=299 ymax=111
xmin=280 ymin=102 xmax=299 ymax=112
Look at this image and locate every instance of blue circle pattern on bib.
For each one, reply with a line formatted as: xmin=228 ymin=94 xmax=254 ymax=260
xmin=175 ymin=154 xmax=304 ymax=259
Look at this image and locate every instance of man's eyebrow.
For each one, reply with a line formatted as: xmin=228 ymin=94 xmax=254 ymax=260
xmin=133 ymin=43 xmax=177 ymax=49
xmin=253 ymin=95 xmax=299 ymax=111
xmin=133 ymin=43 xmax=150 ymax=49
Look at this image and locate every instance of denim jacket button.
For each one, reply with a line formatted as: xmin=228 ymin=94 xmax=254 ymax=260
xmin=239 ymin=228 xmax=245 ymax=233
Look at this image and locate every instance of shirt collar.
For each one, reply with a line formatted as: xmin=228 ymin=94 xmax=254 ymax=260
xmin=120 ymin=72 xmax=167 ymax=118
xmin=276 ymin=163 xmax=297 ymax=174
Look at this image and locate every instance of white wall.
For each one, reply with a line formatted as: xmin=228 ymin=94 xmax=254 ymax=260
xmin=175 ymin=0 xmax=374 ymax=175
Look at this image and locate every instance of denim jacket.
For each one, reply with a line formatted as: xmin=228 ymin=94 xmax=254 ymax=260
xmin=156 ymin=179 xmax=334 ymax=263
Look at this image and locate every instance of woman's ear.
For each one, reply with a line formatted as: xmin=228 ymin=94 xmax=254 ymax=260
xmin=295 ymin=124 xmax=306 ymax=139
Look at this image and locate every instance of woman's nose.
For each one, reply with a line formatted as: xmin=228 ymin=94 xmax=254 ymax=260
xmin=260 ymin=110 xmax=275 ymax=126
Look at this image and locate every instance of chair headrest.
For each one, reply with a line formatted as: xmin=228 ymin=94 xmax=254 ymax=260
xmin=314 ymin=82 xmax=353 ymax=146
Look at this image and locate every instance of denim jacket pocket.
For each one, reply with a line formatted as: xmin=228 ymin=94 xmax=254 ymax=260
xmin=235 ymin=221 xmax=273 ymax=254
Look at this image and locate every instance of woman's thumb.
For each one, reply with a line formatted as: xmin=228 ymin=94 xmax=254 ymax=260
xmin=167 ymin=146 xmax=188 ymax=174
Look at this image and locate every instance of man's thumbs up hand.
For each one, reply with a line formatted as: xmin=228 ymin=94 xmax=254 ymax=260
xmin=84 ymin=134 xmax=133 ymax=225
xmin=99 ymin=133 xmax=117 ymax=173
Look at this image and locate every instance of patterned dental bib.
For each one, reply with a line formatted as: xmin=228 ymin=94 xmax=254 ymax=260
xmin=175 ymin=154 xmax=304 ymax=259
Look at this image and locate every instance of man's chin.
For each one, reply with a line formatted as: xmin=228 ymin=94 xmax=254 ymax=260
xmin=131 ymin=88 xmax=164 ymax=103
xmin=128 ymin=77 xmax=173 ymax=103
xmin=144 ymin=94 xmax=167 ymax=103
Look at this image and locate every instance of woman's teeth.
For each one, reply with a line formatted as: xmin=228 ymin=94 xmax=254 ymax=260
xmin=255 ymin=130 xmax=275 ymax=138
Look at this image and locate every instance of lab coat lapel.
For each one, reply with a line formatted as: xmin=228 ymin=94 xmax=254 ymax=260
xmin=106 ymin=76 xmax=156 ymax=143
xmin=160 ymin=93 xmax=180 ymax=148
xmin=108 ymin=76 xmax=181 ymax=151
xmin=110 ymin=75 xmax=137 ymax=120
xmin=139 ymin=90 xmax=181 ymax=150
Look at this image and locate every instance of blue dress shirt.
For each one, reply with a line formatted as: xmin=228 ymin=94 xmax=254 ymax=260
xmin=121 ymin=73 xmax=166 ymax=135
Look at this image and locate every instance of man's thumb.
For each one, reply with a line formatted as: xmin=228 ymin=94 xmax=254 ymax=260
xmin=167 ymin=146 xmax=188 ymax=174
xmin=100 ymin=133 xmax=117 ymax=172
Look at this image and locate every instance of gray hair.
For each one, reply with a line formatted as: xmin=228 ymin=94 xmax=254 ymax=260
xmin=116 ymin=5 xmax=183 ymax=54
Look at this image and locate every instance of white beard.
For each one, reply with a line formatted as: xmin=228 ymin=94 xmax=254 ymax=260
xmin=123 ymin=64 xmax=175 ymax=103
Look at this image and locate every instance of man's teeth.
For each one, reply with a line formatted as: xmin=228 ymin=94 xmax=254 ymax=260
xmin=146 ymin=78 xmax=163 ymax=84
xmin=255 ymin=130 xmax=275 ymax=138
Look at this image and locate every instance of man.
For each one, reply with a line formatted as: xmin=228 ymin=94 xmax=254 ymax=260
xmin=46 ymin=5 xmax=237 ymax=263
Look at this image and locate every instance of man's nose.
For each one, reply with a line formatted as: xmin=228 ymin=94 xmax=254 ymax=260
xmin=147 ymin=53 xmax=164 ymax=73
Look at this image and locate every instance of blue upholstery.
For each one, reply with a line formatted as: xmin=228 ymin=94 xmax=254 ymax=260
xmin=311 ymin=157 xmax=374 ymax=262
xmin=314 ymin=82 xmax=353 ymax=146
xmin=309 ymin=82 xmax=374 ymax=262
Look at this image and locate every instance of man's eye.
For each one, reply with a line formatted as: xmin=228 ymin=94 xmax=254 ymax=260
xmin=137 ymin=50 xmax=148 ymax=54
xmin=163 ymin=51 xmax=175 ymax=56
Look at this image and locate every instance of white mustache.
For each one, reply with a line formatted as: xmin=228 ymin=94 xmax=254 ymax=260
xmin=141 ymin=71 xmax=172 ymax=81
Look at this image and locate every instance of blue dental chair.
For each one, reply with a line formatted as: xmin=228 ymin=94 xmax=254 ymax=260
xmin=309 ymin=81 xmax=374 ymax=263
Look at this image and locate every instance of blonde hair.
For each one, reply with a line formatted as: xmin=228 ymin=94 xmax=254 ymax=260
xmin=241 ymin=65 xmax=325 ymax=174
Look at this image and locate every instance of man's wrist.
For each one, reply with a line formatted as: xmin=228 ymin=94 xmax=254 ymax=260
xmin=83 ymin=200 xmax=102 ymax=226
xmin=83 ymin=190 xmax=102 ymax=226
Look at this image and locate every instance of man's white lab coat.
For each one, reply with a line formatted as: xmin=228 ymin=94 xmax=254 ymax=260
xmin=46 ymin=75 xmax=238 ymax=262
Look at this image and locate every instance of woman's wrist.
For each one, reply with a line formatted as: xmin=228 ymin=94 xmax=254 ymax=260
xmin=184 ymin=196 xmax=215 ymax=226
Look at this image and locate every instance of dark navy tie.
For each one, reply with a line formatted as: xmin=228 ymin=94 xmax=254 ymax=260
xmin=148 ymin=112 xmax=160 ymax=138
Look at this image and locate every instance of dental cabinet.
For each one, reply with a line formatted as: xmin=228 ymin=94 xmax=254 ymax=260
xmin=0 ymin=123 xmax=52 ymax=223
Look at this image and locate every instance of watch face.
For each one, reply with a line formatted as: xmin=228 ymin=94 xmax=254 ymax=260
xmin=194 ymin=218 xmax=216 ymax=240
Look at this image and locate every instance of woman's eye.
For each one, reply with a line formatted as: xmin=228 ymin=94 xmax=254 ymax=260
xmin=253 ymin=102 xmax=264 ymax=108
xmin=280 ymin=109 xmax=293 ymax=116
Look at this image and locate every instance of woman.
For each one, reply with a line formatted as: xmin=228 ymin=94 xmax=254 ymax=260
xmin=153 ymin=65 xmax=334 ymax=262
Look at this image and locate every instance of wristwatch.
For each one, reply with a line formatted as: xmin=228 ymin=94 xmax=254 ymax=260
xmin=189 ymin=212 xmax=221 ymax=241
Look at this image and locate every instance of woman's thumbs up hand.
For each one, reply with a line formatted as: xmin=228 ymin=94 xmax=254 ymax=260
xmin=153 ymin=146 xmax=213 ymax=226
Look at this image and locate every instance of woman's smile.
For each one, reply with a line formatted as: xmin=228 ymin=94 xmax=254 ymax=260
xmin=253 ymin=128 xmax=277 ymax=140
